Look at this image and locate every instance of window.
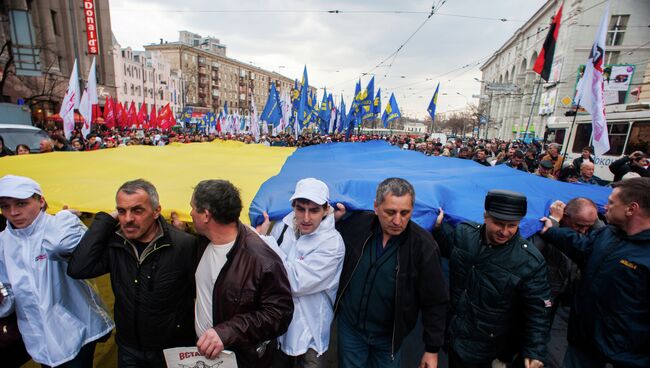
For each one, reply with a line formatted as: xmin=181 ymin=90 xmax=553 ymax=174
xmin=50 ymin=10 xmax=59 ymax=35
xmin=625 ymin=121 xmax=650 ymax=154
xmin=607 ymin=15 xmax=629 ymax=46
xmin=606 ymin=122 xmax=629 ymax=155
xmin=8 ymin=10 xmax=40 ymax=76
xmin=605 ymin=51 xmax=619 ymax=65
xmin=572 ymin=124 xmax=592 ymax=153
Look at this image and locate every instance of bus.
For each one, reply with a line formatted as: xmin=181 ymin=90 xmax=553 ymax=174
xmin=544 ymin=102 xmax=650 ymax=182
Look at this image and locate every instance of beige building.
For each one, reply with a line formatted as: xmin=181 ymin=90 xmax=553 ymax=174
xmin=145 ymin=37 xmax=305 ymax=117
xmin=0 ymin=0 xmax=116 ymax=123
xmin=112 ymin=37 xmax=182 ymax=116
xmin=479 ymin=0 xmax=650 ymax=139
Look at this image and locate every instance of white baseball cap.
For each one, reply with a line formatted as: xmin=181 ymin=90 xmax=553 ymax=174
xmin=0 ymin=175 xmax=43 ymax=199
xmin=289 ymin=178 xmax=329 ymax=205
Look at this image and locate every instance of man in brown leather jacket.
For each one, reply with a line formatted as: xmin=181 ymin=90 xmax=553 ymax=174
xmin=190 ymin=179 xmax=293 ymax=367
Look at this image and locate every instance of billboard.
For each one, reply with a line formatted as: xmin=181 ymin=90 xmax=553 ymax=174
xmin=575 ymin=64 xmax=635 ymax=106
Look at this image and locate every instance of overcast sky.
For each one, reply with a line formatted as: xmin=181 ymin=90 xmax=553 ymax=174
xmin=109 ymin=0 xmax=548 ymax=119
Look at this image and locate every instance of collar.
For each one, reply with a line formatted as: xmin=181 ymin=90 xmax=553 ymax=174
xmin=6 ymin=211 xmax=46 ymax=237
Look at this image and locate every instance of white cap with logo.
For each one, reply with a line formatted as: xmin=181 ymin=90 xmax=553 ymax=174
xmin=289 ymin=178 xmax=329 ymax=205
xmin=0 ymin=175 xmax=43 ymax=199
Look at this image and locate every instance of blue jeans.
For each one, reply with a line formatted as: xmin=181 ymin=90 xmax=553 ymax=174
xmin=41 ymin=339 xmax=97 ymax=368
xmin=337 ymin=316 xmax=402 ymax=368
xmin=117 ymin=342 xmax=166 ymax=368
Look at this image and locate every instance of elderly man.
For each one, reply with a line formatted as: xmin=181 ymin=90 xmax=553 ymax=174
xmin=434 ymin=190 xmax=551 ymax=368
xmin=39 ymin=138 xmax=54 ymax=153
xmin=256 ymin=178 xmax=345 ymax=367
xmin=577 ymin=161 xmax=603 ymax=185
xmin=541 ymin=143 xmax=564 ymax=176
xmin=540 ymin=177 xmax=650 ymax=367
xmin=335 ymin=178 xmax=448 ymax=368
xmin=0 ymin=175 xmax=114 ymax=367
xmin=190 ymin=179 xmax=293 ymax=367
xmin=68 ymin=179 xmax=198 ymax=367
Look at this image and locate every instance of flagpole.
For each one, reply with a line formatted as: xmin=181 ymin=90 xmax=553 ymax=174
xmin=560 ymin=99 xmax=581 ymax=161
xmin=523 ymin=76 xmax=543 ymax=140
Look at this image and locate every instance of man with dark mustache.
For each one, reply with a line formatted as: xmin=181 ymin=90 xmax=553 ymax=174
xmin=68 ymin=179 xmax=198 ymax=367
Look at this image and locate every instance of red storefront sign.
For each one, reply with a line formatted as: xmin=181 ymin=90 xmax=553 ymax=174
xmin=83 ymin=0 xmax=99 ymax=54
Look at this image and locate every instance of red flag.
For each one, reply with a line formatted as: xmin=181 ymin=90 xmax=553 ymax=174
xmin=127 ymin=101 xmax=137 ymax=127
xmin=137 ymin=103 xmax=148 ymax=128
xmin=149 ymin=104 xmax=157 ymax=129
xmin=115 ymin=102 xmax=125 ymax=128
xmin=159 ymin=103 xmax=175 ymax=131
xmin=533 ymin=4 xmax=563 ymax=81
xmin=104 ymin=96 xmax=115 ymax=129
xmin=120 ymin=103 xmax=129 ymax=128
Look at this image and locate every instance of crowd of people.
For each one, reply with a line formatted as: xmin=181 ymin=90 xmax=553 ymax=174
xmin=2 ymin=125 xmax=648 ymax=187
xmin=1 ymin=167 xmax=649 ymax=368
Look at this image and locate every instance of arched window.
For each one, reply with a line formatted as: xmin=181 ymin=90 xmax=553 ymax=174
xmin=521 ymin=58 xmax=528 ymax=73
xmin=529 ymin=52 xmax=538 ymax=69
xmin=123 ymin=83 xmax=127 ymax=94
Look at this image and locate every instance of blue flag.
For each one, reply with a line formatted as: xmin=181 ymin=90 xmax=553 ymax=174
xmin=297 ymin=66 xmax=311 ymax=126
xmin=427 ymin=83 xmax=439 ymax=122
xmin=373 ymin=89 xmax=381 ymax=117
xmin=261 ymin=83 xmax=283 ymax=127
xmin=181 ymin=107 xmax=193 ymax=124
xmin=224 ymin=101 xmax=229 ymax=116
xmin=337 ymin=97 xmax=347 ymax=133
xmin=382 ymin=93 xmax=401 ymax=127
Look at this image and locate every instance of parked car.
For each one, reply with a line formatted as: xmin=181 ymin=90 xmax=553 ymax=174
xmin=0 ymin=124 xmax=50 ymax=153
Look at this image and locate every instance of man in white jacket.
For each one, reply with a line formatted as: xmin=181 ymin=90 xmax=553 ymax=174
xmin=256 ymin=178 xmax=345 ymax=368
xmin=0 ymin=175 xmax=114 ymax=367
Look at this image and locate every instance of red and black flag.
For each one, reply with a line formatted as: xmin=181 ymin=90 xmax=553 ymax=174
xmin=533 ymin=3 xmax=563 ymax=81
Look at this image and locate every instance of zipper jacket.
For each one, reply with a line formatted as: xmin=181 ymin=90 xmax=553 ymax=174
xmin=67 ymin=212 xmax=198 ymax=350
xmin=335 ymin=211 xmax=449 ymax=355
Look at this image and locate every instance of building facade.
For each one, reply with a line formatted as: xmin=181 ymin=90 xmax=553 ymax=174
xmin=145 ymin=36 xmax=303 ymax=117
xmin=0 ymin=0 xmax=116 ymax=123
xmin=112 ymin=38 xmax=182 ymax=116
xmin=479 ymin=0 xmax=650 ymax=139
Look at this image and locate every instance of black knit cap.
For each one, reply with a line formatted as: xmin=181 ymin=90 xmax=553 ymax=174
xmin=485 ymin=190 xmax=527 ymax=221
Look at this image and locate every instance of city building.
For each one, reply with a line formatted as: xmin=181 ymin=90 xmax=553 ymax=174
xmin=0 ymin=0 xmax=116 ymax=123
xmin=178 ymin=31 xmax=226 ymax=56
xmin=112 ymin=36 xmax=182 ymax=116
xmin=479 ymin=0 xmax=650 ymax=139
xmin=145 ymin=32 xmax=312 ymax=117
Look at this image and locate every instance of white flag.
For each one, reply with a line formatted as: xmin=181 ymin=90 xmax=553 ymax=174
xmin=60 ymin=59 xmax=80 ymax=139
xmin=575 ymin=3 xmax=610 ymax=156
xmin=328 ymin=106 xmax=337 ymax=133
xmin=79 ymin=57 xmax=98 ymax=137
xmin=250 ymin=100 xmax=260 ymax=142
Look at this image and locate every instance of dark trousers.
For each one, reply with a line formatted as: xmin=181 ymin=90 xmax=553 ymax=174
xmin=41 ymin=339 xmax=98 ymax=368
xmin=562 ymin=344 xmax=613 ymax=368
xmin=117 ymin=342 xmax=166 ymax=368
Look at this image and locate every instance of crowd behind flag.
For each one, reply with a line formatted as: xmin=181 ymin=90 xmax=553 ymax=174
xmin=59 ymin=59 xmax=461 ymax=139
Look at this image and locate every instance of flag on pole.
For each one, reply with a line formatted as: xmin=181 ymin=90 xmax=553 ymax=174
xmin=261 ymin=83 xmax=283 ymax=127
xmin=382 ymin=93 xmax=401 ymax=127
xmin=373 ymin=89 xmax=381 ymax=117
xmin=137 ymin=103 xmax=148 ymax=128
xmin=250 ymin=99 xmax=260 ymax=142
xmin=104 ymin=96 xmax=116 ymax=129
xmin=60 ymin=59 xmax=80 ymax=139
xmin=79 ymin=57 xmax=97 ymax=137
xmin=575 ymin=3 xmax=610 ymax=155
xmin=297 ymin=66 xmax=311 ymax=126
xmin=127 ymin=101 xmax=137 ymax=127
xmin=533 ymin=3 xmax=564 ymax=81
xmin=337 ymin=96 xmax=347 ymax=133
xmin=427 ymin=83 xmax=440 ymax=122
xmin=149 ymin=104 xmax=157 ymax=129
